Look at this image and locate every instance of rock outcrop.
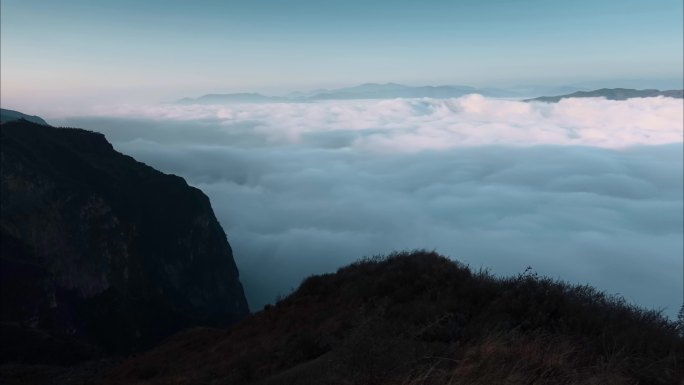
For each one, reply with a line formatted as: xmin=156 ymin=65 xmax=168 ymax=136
xmin=0 ymin=120 xmax=249 ymax=363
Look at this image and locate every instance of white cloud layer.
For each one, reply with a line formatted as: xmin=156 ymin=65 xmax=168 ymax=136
xmin=85 ymin=95 xmax=683 ymax=150
xmin=61 ymin=96 xmax=684 ymax=317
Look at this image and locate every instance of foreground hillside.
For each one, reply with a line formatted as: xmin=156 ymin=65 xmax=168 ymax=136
xmin=0 ymin=120 xmax=249 ymax=363
xmin=101 ymin=251 xmax=681 ymax=385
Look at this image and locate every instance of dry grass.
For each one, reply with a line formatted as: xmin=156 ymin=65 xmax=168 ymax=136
xmin=399 ymin=332 xmax=638 ymax=385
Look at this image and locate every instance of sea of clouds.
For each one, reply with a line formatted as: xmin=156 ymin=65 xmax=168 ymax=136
xmin=59 ymin=95 xmax=683 ymax=317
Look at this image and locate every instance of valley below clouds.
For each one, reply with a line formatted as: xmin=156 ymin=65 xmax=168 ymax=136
xmin=59 ymin=96 xmax=683 ymax=317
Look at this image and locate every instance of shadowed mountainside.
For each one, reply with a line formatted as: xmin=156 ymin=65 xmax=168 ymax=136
xmin=526 ymin=88 xmax=684 ymax=102
xmin=0 ymin=120 xmax=249 ymax=363
xmin=96 ymin=251 xmax=682 ymax=385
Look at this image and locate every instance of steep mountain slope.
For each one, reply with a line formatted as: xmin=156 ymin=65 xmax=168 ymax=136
xmin=103 ymin=251 xmax=682 ymax=385
xmin=527 ymin=88 xmax=684 ymax=102
xmin=0 ymin=120 xmax=249 ymax=362
xmin=0 ymin=108 xmax=49 ymax=125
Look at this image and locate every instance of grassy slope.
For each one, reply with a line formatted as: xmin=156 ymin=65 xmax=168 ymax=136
xmin=103 ymin=251 xmax=682 ymax=385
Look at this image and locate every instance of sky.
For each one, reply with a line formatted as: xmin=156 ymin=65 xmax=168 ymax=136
xmin=1 ymin=0 xmax=683 ymax=110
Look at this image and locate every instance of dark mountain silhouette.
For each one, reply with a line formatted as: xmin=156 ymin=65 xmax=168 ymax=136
xmin=10 ymin=251 xmax=678 ymax=385
xmin=526 ymin=88 xmax=684 ymax=102
xmin=0 ymin=108 xmax=49 ymax=125
xmin=0 ymin=119 xmax=249 ymax=364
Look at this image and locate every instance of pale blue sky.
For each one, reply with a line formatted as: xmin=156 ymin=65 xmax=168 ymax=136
xmin=1 ymin=0 xmax=682 ymax=108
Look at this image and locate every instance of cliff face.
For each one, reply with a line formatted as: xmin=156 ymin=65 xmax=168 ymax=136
xmin=0 ymin=120 xmax=249 ymax=362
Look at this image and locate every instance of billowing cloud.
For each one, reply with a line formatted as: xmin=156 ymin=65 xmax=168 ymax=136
xmin=60 ymin=96 xmax=683 ymax=317
xmin=76 ymin=95 xmax=683 ymax=150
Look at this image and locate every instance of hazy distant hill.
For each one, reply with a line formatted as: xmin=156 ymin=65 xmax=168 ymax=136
xmin=0 ymin=108 xmax=49 ymax=125
xmin=306 ymin=83 xmax=480 ymax=99
xmin=175 ymin=83 xmax=504 ymax=103
xmin=177 ymin=93 xmax=288 ymax=104
xmin=527 ymin=88 xmax=684 ymax=102
xmin=178 ymin=84 xmax=501 ymax=103
xmin=177 ymin=84 xmax=482 ymax=103
xmin=179 ymin=85 xmax=684 ymax=104
xmin=177 ymin=83 xmax=603 ymax=103
xmin=302 ymin=84 xmax=594 ymax=99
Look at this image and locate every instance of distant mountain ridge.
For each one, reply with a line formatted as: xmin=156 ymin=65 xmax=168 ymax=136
xmin=308 ymin=83 xmax=480 ymax=100
xmin=176 ymin=83 xmax=589 ymax=104
xmin=176 ymin=83 xmax=483 ymax=104
xmin=526 ymin=88 xmax=684 ymax=102
xmin=178 ymin=84 xmax=684 ymax=104
xmin=177 ymin=93 xmax=288 ymax=104
xmin=0 ymin=108 xmax=49 ymax=125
